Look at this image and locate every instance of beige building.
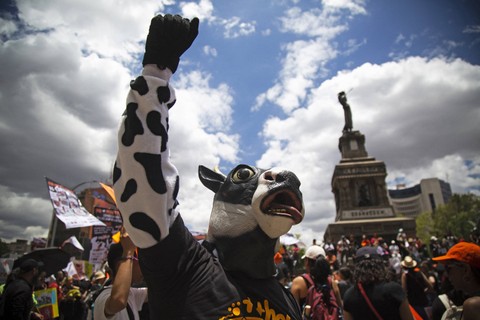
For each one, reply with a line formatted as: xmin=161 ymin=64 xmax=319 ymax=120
xmin=388 ymin=178 xmax=452 ymax=217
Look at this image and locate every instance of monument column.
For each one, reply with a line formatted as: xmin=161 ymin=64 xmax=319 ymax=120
xmin=325 ymin=92 xmax=415 ymax=242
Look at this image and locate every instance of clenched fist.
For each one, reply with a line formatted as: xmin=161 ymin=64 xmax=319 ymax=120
xmin=142 ymin=14 xmax=199 ymax=74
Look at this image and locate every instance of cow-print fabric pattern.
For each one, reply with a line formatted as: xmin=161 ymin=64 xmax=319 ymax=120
xmin=113 ymin=74 xmax=179 ymax=248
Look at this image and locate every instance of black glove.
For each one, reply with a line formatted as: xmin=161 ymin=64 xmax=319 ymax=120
xmin=142 ymin=14 xmax=199 ymax=74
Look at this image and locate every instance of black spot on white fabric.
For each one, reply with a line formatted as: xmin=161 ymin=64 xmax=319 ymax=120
xmin=167 ymin=100 xmax=176 ymax=109
xmin=146 ymin=111 xmax=168 ymax=152
xmin=130 ymin=212 xmax=161 ymax=241
xmin=130 ymin=76 xmax=149 ymax=96
xmin=172 ymin=175 xmax=180 ymax=208
xmin=134 ymin=152 xmax=166 ymax=194
xmin=121 ymin=179 xmax=137 ymax=202
xmin=157 ymin=86 xmax=171 ymax=103
xmin=168 ymin=175 xmax=180 ymax=216
xmin=113 ymin=162 xmax=121 ymax=184
xmin=122 ymin=103 xmax=144 ymax=147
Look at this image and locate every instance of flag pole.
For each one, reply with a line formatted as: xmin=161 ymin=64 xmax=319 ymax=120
xmin=49 ymin=214 xmax=58 ymax=247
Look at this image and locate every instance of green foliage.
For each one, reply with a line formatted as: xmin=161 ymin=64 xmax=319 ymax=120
xmin=431 ymin=193 xmax=480 ymax=239
xmin=416 ymin=211 xmax=434 ymax=244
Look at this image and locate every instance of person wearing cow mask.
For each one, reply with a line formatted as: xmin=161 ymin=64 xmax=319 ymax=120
xmin=112 ymin=14 xmax=305 ymax=319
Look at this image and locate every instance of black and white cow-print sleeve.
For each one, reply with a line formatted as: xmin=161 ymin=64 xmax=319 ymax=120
xmin=113 ymin=68 xmax=179 ymax=248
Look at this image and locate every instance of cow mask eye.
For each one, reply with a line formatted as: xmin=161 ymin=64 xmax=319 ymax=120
xmin=231 ymin=166 xmax=256 ymax=183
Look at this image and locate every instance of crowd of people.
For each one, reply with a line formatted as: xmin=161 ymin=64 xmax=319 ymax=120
xmin=0 ymin=230 xmax=149 ymax=320
xmin=1 ymin=229 xmax=479 ymax=319
xmin=2 ymin=10 xmax=479 ymax=319
xmin=0 ymin=260 xmax=110 ymax=320
xmin=274 ymin=230 xmax=480 ymax=320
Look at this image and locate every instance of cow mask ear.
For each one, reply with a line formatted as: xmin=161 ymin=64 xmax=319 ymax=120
xmin=198 ymin=165 xmax=226 ymax=193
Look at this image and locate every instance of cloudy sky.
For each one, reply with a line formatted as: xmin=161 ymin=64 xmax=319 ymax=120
xmin=1 ymin=0 xmax=479 ymax=245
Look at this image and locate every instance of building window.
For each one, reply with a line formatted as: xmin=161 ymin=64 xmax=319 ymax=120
xmin=429 ymin=193 xmax=436 ymax=213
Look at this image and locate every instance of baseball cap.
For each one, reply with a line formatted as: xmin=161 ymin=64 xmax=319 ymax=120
xmin=432 ymin=241 xmax=480 ymax=268
xmin=302 ymin=245 xmax=326 ymax=260
xmin=355 ymin=246 xmax=381 ymax=262
xmin=19 ymin=259 xmax=43 ymax=273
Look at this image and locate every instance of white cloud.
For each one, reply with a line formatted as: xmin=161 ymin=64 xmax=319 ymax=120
xmin=180 ymin=0 xmax=214 ymax=22
xmin=343 ymin=38 xmax=367 ymax=56
xmin=168 ymin=70 xmax=240 ymax=229
xmin=180 ymin=1 xmax=256 ymax=39
xmin=255 ymin=3 xmax=366 ymax=112
xmin=279 ymin=7 xmax=347 ymax=38
xmin=203 ymin=45 xmax=218 ymax=57
xmin=463 ymin=25 xmax=480 ymax=34
xmin=221 ymin=17 xmax=256 ymax=39
xmin=0 ymin=17 xmax=17 ymax=36
xmin=253 ymin=38 xmax=337 ymax=113
xmin=257 ymin=56 xmax=480 ymax=241
xmin=15 ymin=0 xmax=166 ymax=63
xmin=388 ymin=154 xmax=480 ymax=195
xmin=1 ymin=0 xmax=478 ymax=247
xmin=395 ymin=34 xmax=406 ymax=44
xmin=322 ymin=0 xmax=367 ymax=15
xmin=0 ymin=186 xmax=52 ymax=242
xmin=0 ymin=0 xmax=165 ymax=242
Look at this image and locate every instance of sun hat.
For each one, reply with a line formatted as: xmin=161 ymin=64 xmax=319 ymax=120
xmin=302 ymin=245 xmax=326 ymax=260
xmin=401 ymin=256 xmax=417 ymax=268
xmin=93 ymin=270 xmax=106 ymax=281
xmin=432 ymin=241 xmax=480 ymax=268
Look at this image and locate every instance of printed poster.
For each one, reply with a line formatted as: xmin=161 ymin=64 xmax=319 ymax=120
xmin=34 ymin=287 xmax=59 ymax=320
xmin=89 ymin=207 xmax=123 ymax=265
xmin=45 ymin=178 xmax=106 ymax=229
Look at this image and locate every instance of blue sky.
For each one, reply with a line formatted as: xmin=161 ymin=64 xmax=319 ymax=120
xmin=0 ymin=0 xmax=479 ymax=244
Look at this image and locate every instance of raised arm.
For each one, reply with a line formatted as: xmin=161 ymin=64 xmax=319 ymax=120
xmin=113 ymin=15 xmax=199 ymax=248
xmin=104 ymin=231 xmax=136 ymax=316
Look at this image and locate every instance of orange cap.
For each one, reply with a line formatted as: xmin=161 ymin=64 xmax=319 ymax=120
xmin=432 ymin=241 xmax=480 ymax=268
xmin=274 ymin=252 xmax=283 ymax=264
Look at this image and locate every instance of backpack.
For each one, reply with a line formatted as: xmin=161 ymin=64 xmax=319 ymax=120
xmin=85 ymin=285 xmax=135 ymax=320
xmin=82 ymin=283 xmax=108 ymax=320
xmin=439 ymin=294 xmax=462 ymax=320
xmin=304 ymin=275 xmax=340 ymax=320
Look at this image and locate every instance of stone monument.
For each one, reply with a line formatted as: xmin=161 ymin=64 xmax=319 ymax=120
xmin=324 ymin=92 xmax=415 ymax=242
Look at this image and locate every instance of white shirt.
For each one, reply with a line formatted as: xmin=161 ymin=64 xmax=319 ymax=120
xmin=93 ymin=286 xmax=148 ymax=320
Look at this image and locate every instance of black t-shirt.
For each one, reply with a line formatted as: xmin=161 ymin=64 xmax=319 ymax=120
xmin=139 ymin=215 xmax=302 ymax=319
xmin=343 ymin=281 xmax=405 ymax=320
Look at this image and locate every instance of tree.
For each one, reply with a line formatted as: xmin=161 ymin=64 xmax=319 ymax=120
xmin=416 ymin=210 xmax=434 ymax=245
xmin=432 ymin=193 xmax=480 ymax=239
